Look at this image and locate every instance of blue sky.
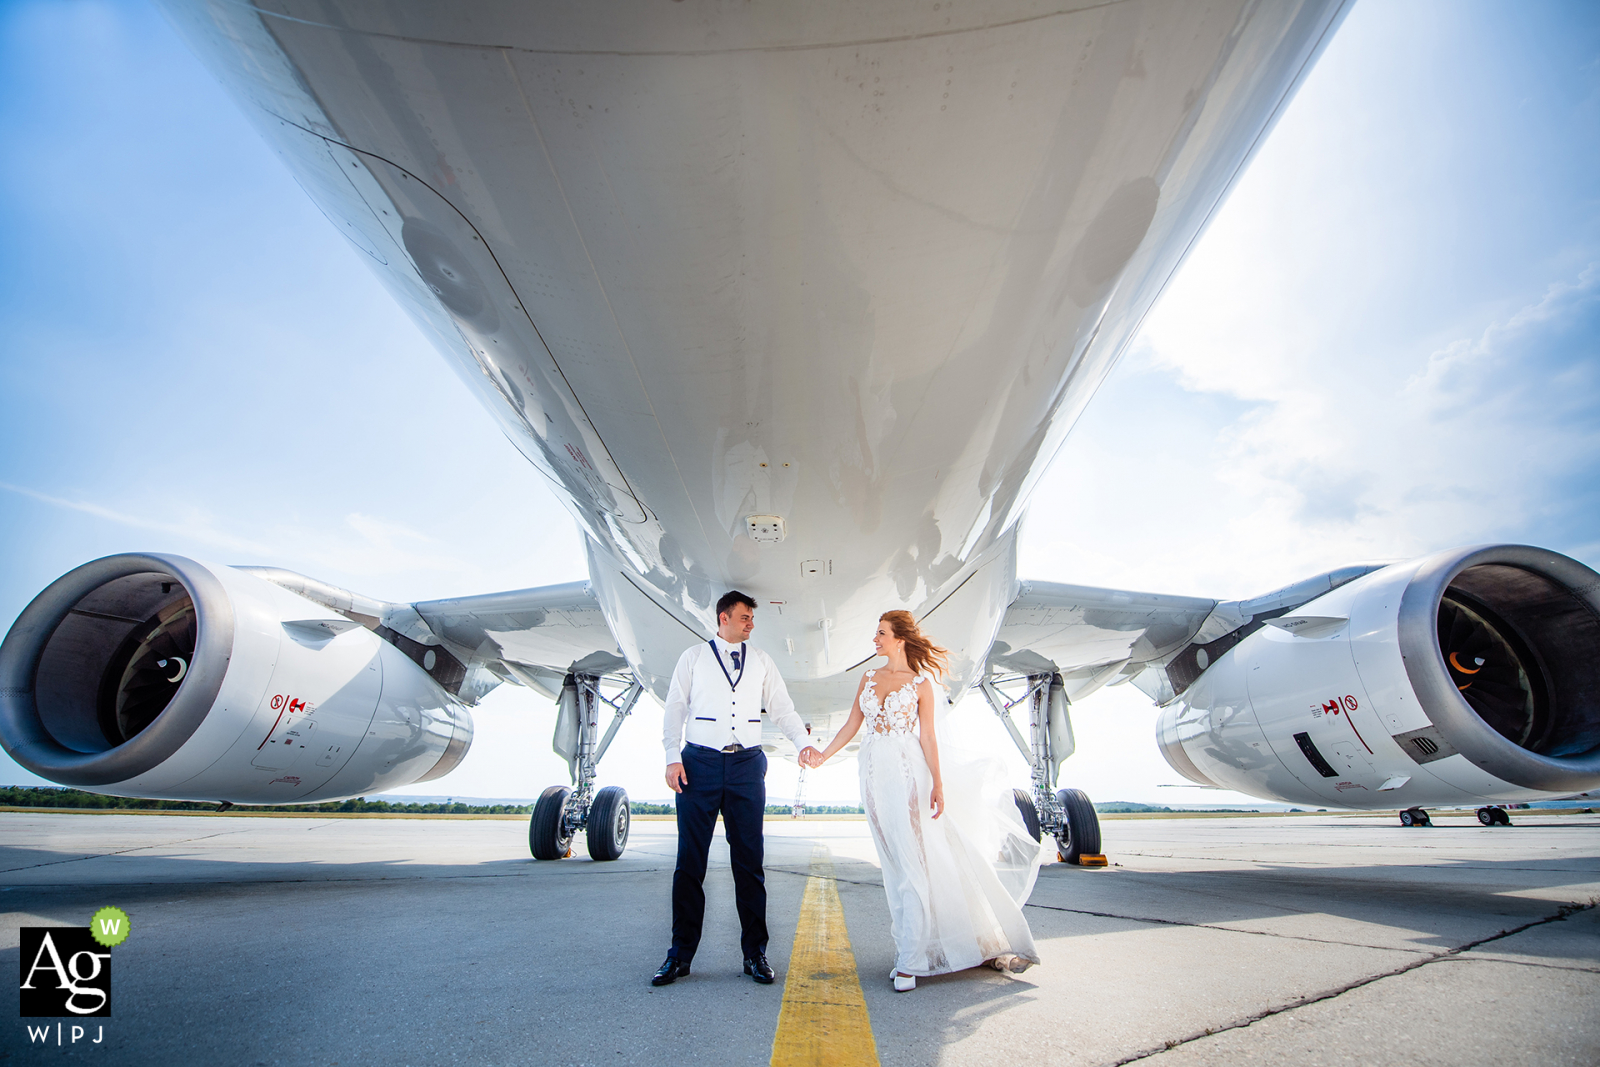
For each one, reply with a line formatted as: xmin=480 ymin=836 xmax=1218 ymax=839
xmin=2 ymin=0 xmax=1597 ymax=808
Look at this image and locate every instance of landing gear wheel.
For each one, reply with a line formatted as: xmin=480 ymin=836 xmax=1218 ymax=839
xmin=1400 ymin=809 xmax=1415 ymax=827
xmin=1012 ymin=789 xmax=1041 ymax=843
xmin=1477 ymin=807 xmax=1494 ymax=826
xmin=587 ymin=785 xmax=631 ymax=861
xmin=1492 ymin=806 xmax=1512 ymax=826
xmin=1055 ymin=788 xmax=1102 ymax=864
xmin=529 ymin=785 xmax=574 ymax=860
xmin=1400 ymin=807 xmax=1431 ymax=828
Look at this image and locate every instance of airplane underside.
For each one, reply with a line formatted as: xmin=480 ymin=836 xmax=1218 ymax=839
xmin=4 ymin=1 xmax=1599 ymax=861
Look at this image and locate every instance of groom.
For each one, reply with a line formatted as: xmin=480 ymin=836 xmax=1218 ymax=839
xmin=652 ymin=590 xmax=822 ymax=986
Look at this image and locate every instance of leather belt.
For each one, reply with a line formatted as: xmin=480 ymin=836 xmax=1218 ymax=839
xmin=721 ymin=743 xmax=745 ymax=753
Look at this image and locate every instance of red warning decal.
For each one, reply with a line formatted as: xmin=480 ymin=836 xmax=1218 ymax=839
xmin=258 ymin=694 xmax=311 ymax=750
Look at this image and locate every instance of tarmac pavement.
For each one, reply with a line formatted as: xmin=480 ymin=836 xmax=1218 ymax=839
xmin=1 ymin=810 xmax=1596 ymax=1066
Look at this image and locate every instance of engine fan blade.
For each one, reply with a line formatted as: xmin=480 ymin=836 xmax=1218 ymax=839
xmin=1437 ymin=594 xmax=1543 ymax=749
xmin=101 ymin=600 xmax=199 ymax=744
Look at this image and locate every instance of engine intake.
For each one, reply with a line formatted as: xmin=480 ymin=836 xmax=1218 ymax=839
xmin=1 ymin=555 xmax=234 ymax=787
xmin=1400 ymin=546 xmax=1600 ymax=792
xmin=1 ymin=553 xmax=472 ymax=803
xmin=1155 ymin=543 xmax=1600 ymax=809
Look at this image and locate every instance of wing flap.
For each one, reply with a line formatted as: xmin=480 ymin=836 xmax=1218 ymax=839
xmin=244 ymin=568 xmax=629 ymax=705
xmin=993 ymin=564 xmax=1392 ymax=706
xmin=413 ymin=582 xmax=626 ymax=676
xmin=989 ymin=580 xmax=1216 ymax=679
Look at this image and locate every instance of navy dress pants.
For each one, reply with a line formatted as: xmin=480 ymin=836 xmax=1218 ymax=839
xmin=670 ymin=744 xmax=768 ymax=963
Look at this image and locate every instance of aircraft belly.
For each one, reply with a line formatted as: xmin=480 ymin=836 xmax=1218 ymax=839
xmin=163 ymin=0 xmax=1348 ymax=676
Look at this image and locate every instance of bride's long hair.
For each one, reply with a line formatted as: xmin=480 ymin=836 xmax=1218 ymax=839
xmin=880 ymin=611 xmax=949 ymax=679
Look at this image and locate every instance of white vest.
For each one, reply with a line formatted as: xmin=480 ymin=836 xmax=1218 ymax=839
xmin=662 ymin=639 xmax=808 ymax=761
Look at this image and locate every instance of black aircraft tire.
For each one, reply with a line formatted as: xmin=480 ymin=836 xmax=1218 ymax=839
xmin=1477 ymin=807 xmax=1494 ymax=826
xmin=1493 ymin=807 xmax=1513 ymax=826
xmin=1012 ymin=789 xmax=1041 ymax=843
xmin=1400 ymin=810 xmax=1415 ymax=827
xmin=530 ymin=785 xmax=574 ymax=860
xmin=1055 ymin=788 xmax=1102 ymax=863
xmin=587 ymin=785 xmax=631 ymax=861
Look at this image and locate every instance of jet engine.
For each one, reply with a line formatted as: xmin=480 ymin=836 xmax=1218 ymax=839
xmin=0 ymin=554 xmax=471 ymax=805
xmin=1157 ymin=545 xmax=1600 ymax=809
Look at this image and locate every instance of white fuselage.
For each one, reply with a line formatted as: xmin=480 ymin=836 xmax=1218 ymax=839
xmin=159 ymin=0 xmax=1348 ymax=729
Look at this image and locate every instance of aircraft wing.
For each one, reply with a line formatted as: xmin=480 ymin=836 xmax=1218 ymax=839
xmin=991 ymin=564 xmax=1388 ymax=704
xmin=413 ymin=583 xmax=628 ymax=698
xmin=987 ymin=581 xmax=1217 ymax=702
xmin=243 ymin=568 xmax=628 ymax=703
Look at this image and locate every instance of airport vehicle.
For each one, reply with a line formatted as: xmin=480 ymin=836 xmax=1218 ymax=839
xmin=5 ymin=1 xmax=1599 ymax=861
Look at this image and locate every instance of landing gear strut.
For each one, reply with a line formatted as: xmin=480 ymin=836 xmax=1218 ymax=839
xmin=981 ymin=673 xmax=1103 ymax=865
xmin=529 ymin=672 xmax=643 ymax=861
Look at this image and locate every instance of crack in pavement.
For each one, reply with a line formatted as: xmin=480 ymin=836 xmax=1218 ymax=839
xmin=1104 ymin=899 xmax=1600 ymax=1066
xmin=772 ymin=864 xmax=1449 ymax=958
xmin=0 ymin=829 xmax=254 ymax=874
xmin=1425 ymin=954 xmax=1600 ymax=976
xmin=771 ymin=864 xmax=1600 ymax=1054
xmin=767 ymin=865 xmax=884 ymax=889
xmin=1021 ymin=899 xmax=1430 ymax=956
xmin=772 ymin=864 xmax=1453 ymax=957
xmin=0 ymin=864 xmax=675 ymax=890
xmin=1112 ymin=851 xmax=1600 ymax=874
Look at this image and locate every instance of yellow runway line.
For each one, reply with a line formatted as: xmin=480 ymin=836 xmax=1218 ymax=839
xmin=770 ymin=847 xmax=880 ymax=1067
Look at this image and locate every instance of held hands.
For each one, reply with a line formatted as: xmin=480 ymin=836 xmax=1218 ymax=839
xmin=674 ymin=748 xmax=825 ymax=786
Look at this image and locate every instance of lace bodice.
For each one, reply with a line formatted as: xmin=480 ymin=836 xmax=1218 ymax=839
xmin=861 ymin=669 xmax=927 ymax=736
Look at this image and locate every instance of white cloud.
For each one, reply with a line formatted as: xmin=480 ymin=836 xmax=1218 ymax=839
xmin=1200 ymin=264 xmax=1599 ymax=563
xmin=0 ymin=481 xmax=275 ymax=557
xmin=1025 ymin=263 xmax=1600 ymax=603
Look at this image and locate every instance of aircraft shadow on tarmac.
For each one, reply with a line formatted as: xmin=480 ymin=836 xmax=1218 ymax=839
xmin=1025 ymin=861 xmax=1598 ymax=957
xmin=4 ymin=837 xmax=1595 ymax=925
xmin=4 ymin=820 xmax=1597 ymax=950
xmin=1 ymin=823 xmax=1596 ymax=1065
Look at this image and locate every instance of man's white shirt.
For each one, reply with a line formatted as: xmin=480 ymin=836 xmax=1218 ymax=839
xmin=662 ymin=637 xmax=809 ymax=764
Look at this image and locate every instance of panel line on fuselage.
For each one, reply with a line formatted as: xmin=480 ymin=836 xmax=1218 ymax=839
xmin=498 ymin=49 xmax=716 ymax=555
xmin=250 ymin=3 xmax=1132 ymax=60
xmin=262 ymin=109 xmax=659 ymax=535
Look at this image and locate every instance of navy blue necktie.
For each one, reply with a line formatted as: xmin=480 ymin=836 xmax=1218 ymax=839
xmin=730 ymin=650 xmax=742 ymax=670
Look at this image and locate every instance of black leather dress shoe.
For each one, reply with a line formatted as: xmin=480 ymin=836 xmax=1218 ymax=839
xmin=652 ymin=957 xmax=690 ymax=986
xmin=744 ymin=954 xmax=775 ymax=984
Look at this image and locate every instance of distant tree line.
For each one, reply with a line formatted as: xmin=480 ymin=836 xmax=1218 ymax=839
xmin=626 ymin=801 xmax=866 ymax=815
xmin=0 ymin=787 xmax=1280 ymax=817
xmin=0 ymin=786 xmax=875 ymax=817
xmin=0 ymin=786 xmax=533 ymax=815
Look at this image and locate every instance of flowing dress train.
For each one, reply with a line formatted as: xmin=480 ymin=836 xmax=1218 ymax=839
xmin=857 ymin=669 xmax=1043 ymax=976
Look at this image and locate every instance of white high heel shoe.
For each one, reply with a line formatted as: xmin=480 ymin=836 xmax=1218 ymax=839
xmin=892 ymin=971 xmax=917 ymax=992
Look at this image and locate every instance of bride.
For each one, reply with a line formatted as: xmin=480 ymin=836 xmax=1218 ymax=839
xmin=807 ymin=611 xmax=1043 ymax=991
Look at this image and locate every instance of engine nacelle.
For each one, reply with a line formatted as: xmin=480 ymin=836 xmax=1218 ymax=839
xmin=0 ymin=554 xmax=472 ymax=804
xmin=1157 ymin=545 xmax=1600 ymax=809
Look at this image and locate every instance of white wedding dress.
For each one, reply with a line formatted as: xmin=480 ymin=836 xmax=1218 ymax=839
xmin=858 ymin=669 xmax=1044 ymax=977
